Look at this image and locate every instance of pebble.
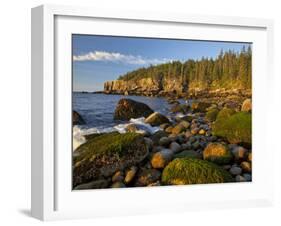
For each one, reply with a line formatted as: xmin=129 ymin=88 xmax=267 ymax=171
xmin=232 ymin=146 xmax=248 ymax=161
xmin=243 ymin=173 xmax=252 ymax=181
xmin=111 ymin=181 xmax=126 ymax=188
xmin=198 ymin=129 xmax=206 ymax=135
xmin=235 ymin=175 xmax=246 ymax=182
xmin=144 ymin=137 xmax=153 ymax=150
xmin=169 ymin=141 xmax=182 ymax=153
xmin=124 ymin=166 xmax=138 ymax=184
xmin=150 ymin=149 xmax=174 ymax=169
xmin=240 ymin=161 xmax=251 ymax=173
xmin=229 ymin=166 xmax=242 ymax=175
xmin=159 ymin=137 xmax=170 ymax=147
xmin=185 ymin=130 xmax=192 ymax=138
xmin=112 ymin=171 xmax=124 ymax=183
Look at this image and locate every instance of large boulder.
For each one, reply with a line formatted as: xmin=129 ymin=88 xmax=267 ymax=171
xmin=203 ymin=143 xmax=233 ymax=164
xmin=114 ymin=98 xmax=154 ymax=121
xmin=73 ymin=110 xmax=85 ymax=125
xmin=73 ymin=132 xmax=148 ymax=187
xmin=241 ymin=99 xmax=252 ymax=112
xmin=145 ymin=112 xmax=170 ymax=126
xmin=212 ymin=112 xmax=252 ymax=145
xmin=161 ymin=158 xmax=233 ymax=185
xmin=216 ymin=108 xmax=236 ymax=121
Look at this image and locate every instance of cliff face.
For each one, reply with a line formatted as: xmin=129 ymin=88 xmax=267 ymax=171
xmin=104 ymin=77 xmax=187 ymax=96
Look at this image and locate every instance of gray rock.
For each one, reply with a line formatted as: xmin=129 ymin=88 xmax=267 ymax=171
xmin=185 ymin=130 xmax=192 ymax=139
xmin=232 ymin=146 xmax=248 ymax=161
xmin=74 ymin=179 xmax=109 ymax=190
xmin=159 ymin=137 xmax=171 ymax=147
xmin=135 ymin=169 xmax=161 ymax=186
xmin=235 ymin=175 xmax=246 ymax=182
xmin=111 ymin=181 xmax=126 ymax=188
xmin=169 ymin=141 xmax=182 ymax=153
xmin=240 ymin=161 xmax=251 ymax=173
xmin=243 ymin=173 xmax=252 ymax=181
xmin=144 ymin=137 xmax=153 ymax=150
xmin=230 ymin=166 xmax=242 ymax=175
xmin=112 ymin=171 xmax=124 ymax=183
xmin=151 ymin=149 xmax=174 ymax=169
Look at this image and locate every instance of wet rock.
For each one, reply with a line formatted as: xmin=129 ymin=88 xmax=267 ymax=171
xmin=240 ymin=161 xmax=251 ymax=173
xmin=151 ymin=130 xmax=168 ymax=145
xmin=114 ymin=98 xmax=154 ymax=120
xmin=151 ymin=149 xmax=174 ymax=169
xmin=235 ymin=175 xmax=246 ymax=182
xmin=229 ymin=166 xmax=242 ymax=175
xmin=145 ymin=112 xmax=170 ymax=126
xmin=172 ymin=124 xmax=186 ymax=135
xmin=73 ymin=110 xmax=86 ymax=125
xmin=160 ymin=123 xmax=170 ymax=130
xmin=169 ymin=141 xmax=182 ymax=153
xmin=243 ymin=173 xmax=252 ymax=181
xmin=144 ymin=137 xmax=153 ymax=150
xmin=124 ymin=166 xmax=138 ymax=184
xmin=74 ymin=179 xmax=109 ymax=190
xmin=165 ymin=126 xmax=174 ymax=133
xmin=111 ymin=181 xmax=126 ymax=188
xmin=112 ymin=171 xmax=124 ymax=183
xmin=73 ymin=132 xmax=148 ymax=186
xmin=232 ymin=146 xmax=248 ymax=161
xmin=135 ymin=169 xmax=161 ymax=186
xmin=159 ymin=137 xmax=171 ymax=147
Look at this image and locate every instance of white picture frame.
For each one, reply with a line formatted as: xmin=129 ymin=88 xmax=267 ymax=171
xmin=31 ymin=4 xmax=274 ymax=221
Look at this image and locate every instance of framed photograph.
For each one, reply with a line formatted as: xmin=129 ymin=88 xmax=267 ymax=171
xmin=31 ymin=4 xmax=274 ymax=221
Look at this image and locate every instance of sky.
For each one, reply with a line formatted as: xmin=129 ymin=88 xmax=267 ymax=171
xmin=72 ymin=35 xmax=251 ymax=92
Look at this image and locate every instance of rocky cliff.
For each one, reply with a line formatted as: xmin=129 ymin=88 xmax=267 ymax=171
xmin=104 ymin=76 xmax=187 ymax=97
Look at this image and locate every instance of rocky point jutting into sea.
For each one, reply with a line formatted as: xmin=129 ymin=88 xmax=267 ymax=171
xmin=73 ymin=49 xmax=252 ymax=189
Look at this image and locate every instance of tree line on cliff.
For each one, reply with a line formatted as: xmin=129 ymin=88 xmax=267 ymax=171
xmin=118 ymin=46 xmax=252 ymax=90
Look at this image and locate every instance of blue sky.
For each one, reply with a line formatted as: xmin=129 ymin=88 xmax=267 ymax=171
xmin=73 ymin=35 xmax=251 ymax=92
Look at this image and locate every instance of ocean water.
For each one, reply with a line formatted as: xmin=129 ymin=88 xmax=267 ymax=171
xmin=72 ymin=93 xmax=184 ymax=150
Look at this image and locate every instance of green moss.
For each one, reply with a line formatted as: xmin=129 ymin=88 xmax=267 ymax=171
xmin=174 ymin=150 xmax=202 ymax=159
xmin=212 ymin=112 xmax=251 ymax=145
xmin=203 ymin=143 xmax=233 ymax=165
xmin=205 ymin=108 xmax=219 ymax=122
xmin=162 ymin=158 xmax=233 ymax=185
xmin=75 ymin=132 xmax=142 ymax=162
xmin=216 ymin=108 xmax=236 ymax=121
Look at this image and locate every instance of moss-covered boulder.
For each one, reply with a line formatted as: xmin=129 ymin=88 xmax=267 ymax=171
xmin=212 ymin=112 xmax=252 ymax=145
xmin=203 ymin=143 xmax=233 ymax=164
xmin=73 ymin=110 xmax=85 ymax=125
xmin=73 ymin=132 xmax=148 ymax=187
xmin=145 ymin=112 xmax=170 ymax=126
xmin=114 ymin=98 xmax=154 ymax=121
xmin=161 ymin=158 xmax=233 ymax=185
xmin=205 ymin=108 xmax=219 ymax=122
xmin=216 ymin=108 xmax=236 ymax=121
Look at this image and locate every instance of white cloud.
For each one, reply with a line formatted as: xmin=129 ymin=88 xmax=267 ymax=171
xmin=73 ymin=51 xmax=171 ymax=65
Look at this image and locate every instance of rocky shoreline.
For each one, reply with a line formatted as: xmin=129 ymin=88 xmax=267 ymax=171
xmin=73 ymin=94 xmax=252 ymax=189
